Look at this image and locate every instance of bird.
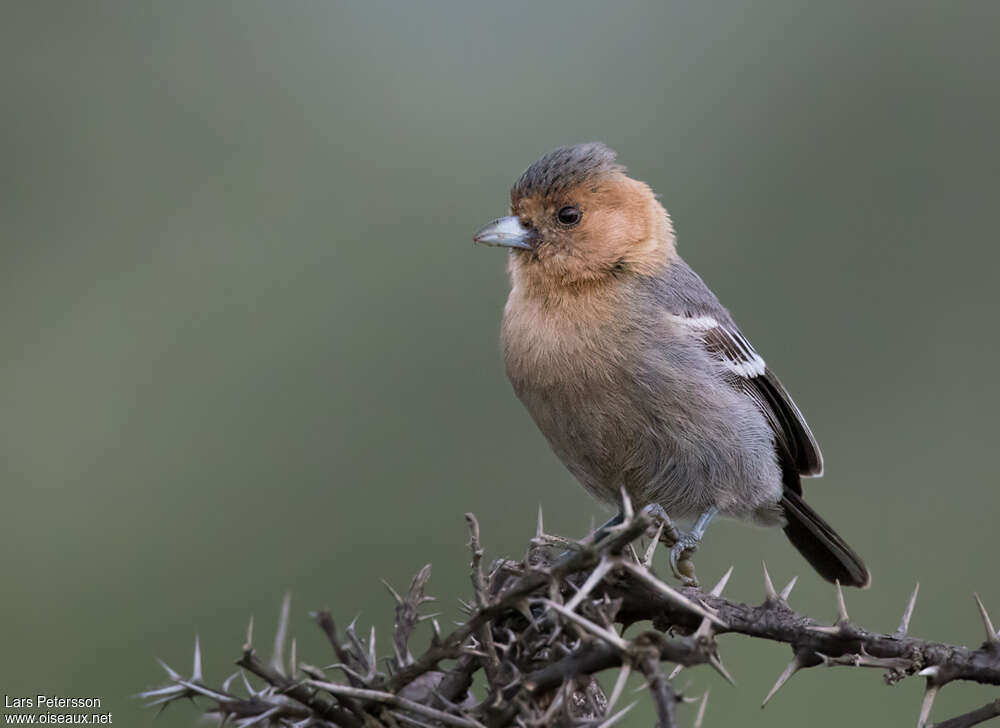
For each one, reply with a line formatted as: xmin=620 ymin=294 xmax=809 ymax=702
xmin=473 ymin=142 xmax=870 ymax=588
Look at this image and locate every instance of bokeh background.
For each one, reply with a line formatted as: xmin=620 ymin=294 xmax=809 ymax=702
xmin=2 ymin=2 xmax=999 ymax=726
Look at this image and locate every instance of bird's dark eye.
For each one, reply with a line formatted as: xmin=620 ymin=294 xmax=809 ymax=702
xmin=556 ymin=205 xmax=582 ymax=226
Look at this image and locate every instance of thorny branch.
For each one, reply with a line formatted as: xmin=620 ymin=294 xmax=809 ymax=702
xmin=142 ymin=499 xmax=1000 ymax=727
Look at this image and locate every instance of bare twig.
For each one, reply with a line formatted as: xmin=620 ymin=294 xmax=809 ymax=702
xmin=932 ymin=698 xmax=1000 ymax=728
xmin=641 ymin=653 xmax=678 ymax=728
xmin=143 ymin=506 xmax=1000 ymax=728
xmin=308 ymin=679 xmax=486 ymax=728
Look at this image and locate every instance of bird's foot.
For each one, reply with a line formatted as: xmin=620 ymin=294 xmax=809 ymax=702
xmin=642 ymin=504 xmax=700 ymax=587
xmin=668 ymin=533 xmax=701 ymax=588
xmin=642 ymin=503 xmax=682 ymax=544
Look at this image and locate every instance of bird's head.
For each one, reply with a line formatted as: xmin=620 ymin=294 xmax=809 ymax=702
xmin=474 ymin=143 xmax=675 ymax=290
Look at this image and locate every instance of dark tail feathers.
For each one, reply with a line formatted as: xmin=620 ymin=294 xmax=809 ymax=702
xmin=781 ymin=489 xmax=871 ymax=588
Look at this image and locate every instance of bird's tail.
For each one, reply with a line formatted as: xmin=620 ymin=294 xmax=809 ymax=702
xmin=780 ymin=488 xmax=871 ymax=588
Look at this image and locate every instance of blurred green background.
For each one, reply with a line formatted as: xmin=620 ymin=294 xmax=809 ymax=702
xmin=2 ymin=2 xmax=998 ymax=726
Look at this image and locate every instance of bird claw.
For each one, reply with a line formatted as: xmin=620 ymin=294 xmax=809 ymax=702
xmin=643 ymin=504 xmax=682 ymax=544
xmin=669 ymin=535 xmax=701 ymax=587
xmin=642 ymin=504 xmax=702 ymax=586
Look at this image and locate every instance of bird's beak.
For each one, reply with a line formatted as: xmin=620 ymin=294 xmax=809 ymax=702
xmin=473 ymin=216 xmax=534 ymax=250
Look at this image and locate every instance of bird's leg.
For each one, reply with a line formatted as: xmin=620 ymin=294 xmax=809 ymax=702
xmin=587 ymin=503 xmax=715 ymax=587
xmin=642 ymin=503 xmax=683 ymax=546
xmin=589 ymin=511 xmax=625 ymax=544
xmin=666 ymin=506 xmax=718 ymax=587
xmin=642 ymin=504 xmax=700 ymax=583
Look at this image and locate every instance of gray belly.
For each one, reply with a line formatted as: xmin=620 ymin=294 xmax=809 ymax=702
xmin=508 ymin=352 xmax=783 ymax=521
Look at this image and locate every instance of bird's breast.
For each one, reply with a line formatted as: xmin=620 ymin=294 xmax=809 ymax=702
xmin=498 ymin=282 xmax=781 ymax=513
xmin=501 ymin=285 xmax=634 ymax=389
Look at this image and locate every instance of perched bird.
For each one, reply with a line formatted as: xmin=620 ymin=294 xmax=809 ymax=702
xmin=474 ymin=142 xmax=870 ymax=588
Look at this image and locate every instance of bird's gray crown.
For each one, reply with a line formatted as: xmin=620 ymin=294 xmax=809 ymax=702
xmin=511 ymin=142 xmax=623 ymax=201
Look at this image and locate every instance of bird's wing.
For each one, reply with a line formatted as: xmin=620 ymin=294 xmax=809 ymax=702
xmin=669 ymin=312 xmax=824 ymax=477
